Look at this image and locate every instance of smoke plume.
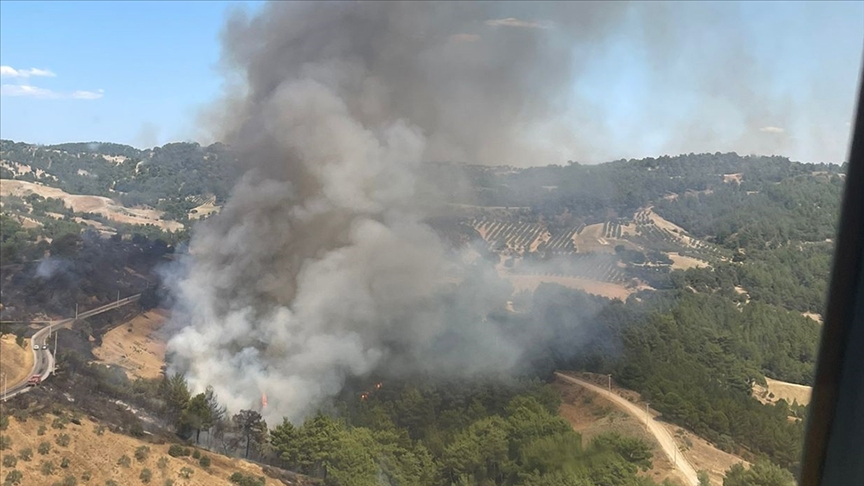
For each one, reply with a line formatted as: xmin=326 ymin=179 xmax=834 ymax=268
xmin=164 ymin=1 xmax=634 ymax=422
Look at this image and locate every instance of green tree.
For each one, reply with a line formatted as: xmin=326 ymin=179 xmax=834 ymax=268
xmin=182 ymin=393 xmax=213 ymax=444
xmin=232 ymin=410 xmax=267 ymax=459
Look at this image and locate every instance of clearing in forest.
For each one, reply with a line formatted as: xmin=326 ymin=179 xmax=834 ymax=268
xmin=92 ymin=310 xmax=169 ymax=380
xmin=0 ymin=333 xmax=34 ymax=389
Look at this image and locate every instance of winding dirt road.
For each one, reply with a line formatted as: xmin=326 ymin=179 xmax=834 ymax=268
xmin=555 ymin=372 xmax=699 ymax=486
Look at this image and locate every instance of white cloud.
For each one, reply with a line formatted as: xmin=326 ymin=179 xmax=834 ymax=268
xmin=759 ymin=126 xmax=785 ymax=134
xmin=1 ymin=84 xmax=60 ymax=99
xmin=71 ymin=89 xmax=104 ymax=100
xmin=485 ymin=18 xmax=552 ymax=29
xmin=1 ymin=84 xmax=103 ymax=100
xmin=0 ymin=66 xmax=56 ymax=78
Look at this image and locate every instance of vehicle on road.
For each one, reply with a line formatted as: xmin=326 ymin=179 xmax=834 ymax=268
xmin=33 ymin=343 xmax=40 ymax=350
xmin=26 ymin=375 xmax=42 ymax=387
xmin=42 ymin=344 xmax=49 ymax=350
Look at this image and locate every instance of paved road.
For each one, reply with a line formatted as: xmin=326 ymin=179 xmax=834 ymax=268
xmin=1 ymin=295 xmax=140 ymax=401
xmin=555 ymin=372 xmax=700 ymax=486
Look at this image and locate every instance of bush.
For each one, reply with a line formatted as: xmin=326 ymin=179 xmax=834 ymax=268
xmin=82 ymin=471 xmax=92 ymax=481
xmin=0 ymin=435 xmax=10 ymax=450
xmin=94 ymin=425 xmax=105 ymax=436
xmin=157 ymin=456 xmax=168 ymax=469
xmin=166 ymin=445 xmax=189 ymax=458
xmin=106 ymin=481 xmax=118 ymax=486
xmin=41 ymin=459 xmax=55 ymax=475
xmin=179 ymin=467 xmax=193 ymax=479
xmin=38 ymin=424 xmax=47 ymax=436
xmin=130 ymin=421 xmax=144 ymax=437
xmin=18 ymin=447 xmax=32 ymax=461
xmin=140 ymin=468 xmax=152 ymax=483
xmin=192 ymin=449 xmax=200 ymax=459
xmin=198 ymin=455 xmax=210 ymax=468
xmin=12 ymin=409 xmax=27 ymax=423
xmin=2 ymin=454 xmax=17 ymax=468
xmin=61 ymin=457 xmax=71 ymax=468
xmin=135 ymin=446 xmax=150 ymax=462
xmin=229 ymin=472 xmax=266 ymax=486
xmin=52 ymin=417 xmax=67 ymax=429
xmin=57 ymin=433 xmax=71 ymax=447
xmin=61 ymin=476 xmax=77 ymax=486
xmin=38 ymin=441 xmax=51 ymax=454
xmin=4 ymin=470 xmax=23 ymax=486
xmin=117 ymin=455 xmax=131 ymax=468
xmin=0 ymin=415 xmax=8 ymax=431
xmin=163 ymin=480 xmax=174 ymax=486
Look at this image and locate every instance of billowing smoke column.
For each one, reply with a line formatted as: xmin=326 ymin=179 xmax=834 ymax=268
xmin=166 ymin=1 xmax=626 ymax=423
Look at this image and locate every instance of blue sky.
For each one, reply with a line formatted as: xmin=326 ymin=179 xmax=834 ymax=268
xmin=1 ymin=1 xmax=863 ymax=163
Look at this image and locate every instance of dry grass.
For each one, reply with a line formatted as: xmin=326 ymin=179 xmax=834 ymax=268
xmin=554 ymin=377 xmax=689 ymax=486
xmin=556 ymin=372 xmax=748 ymax=486
xmin=801 ymin=312 xmax=823 ymax=325
xmin=92 ymin=310 xmax=169 ymax=380
xmin=753 ymin=377 xmax=812 ymax=406
xmin=503 ymin=273 xmax=632 ymax=300
xmin=668 ymin=252 xmax=709 ymax=270
xmin=0 ymin=415 xmax=276 ymax=486
xmin=0 ymin=334 xmax=33 ymax=388
xmin=573 ymin=223 xmax=616 ymax=254
xmin=0 ymin=179 xmax=183 ymax=231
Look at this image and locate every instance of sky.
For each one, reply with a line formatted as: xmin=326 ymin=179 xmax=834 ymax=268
xmin=1 ymin=1 xmax=863 ymax=164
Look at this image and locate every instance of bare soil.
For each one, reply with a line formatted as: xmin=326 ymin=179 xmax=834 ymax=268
xmin=753 ymin=377 xmax=812 ymax=406
xmin=92 ymin=310 xmax=169 ymax=380
xmin=668 ymin=253 xmax=709 ymax=270
xmin=0 ymin=334 xmax=33 ymax=389
xmin=503 ymin=273 xmax=632 ymax=300
xmin=0 ymin=414 xmax=303 ymax=486
xmin=557 ymin=371 xmax=749 ymax=486
xmin=0 ymin=179 xmax=183 ymax=231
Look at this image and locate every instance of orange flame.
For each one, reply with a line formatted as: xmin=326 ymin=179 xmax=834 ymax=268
xmin=261 ymin=393 xmax=268 ymax=409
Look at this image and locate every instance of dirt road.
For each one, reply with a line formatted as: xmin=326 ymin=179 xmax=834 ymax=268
xmin=555 ymin=372 xmax=700 ymax=486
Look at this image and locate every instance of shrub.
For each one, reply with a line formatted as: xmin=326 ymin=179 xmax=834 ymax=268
xmin=229 ymin=473 xmax=266 ymax=486
xmin=18 ymin=447 xmax=32 ymax=461
xmin=0 ymin=414 xmax=8 ymax=431
xmin=61 ymin=457 xmax=71 ymax=468
xmin=57 ymin=433 xmax=71 ymax=447
xmin=12 ymin=409 xmax=27 ymax=423
xmin=61 ymin=476 xmax=77 ymax=486
xmin=192 ymin=449 xmax=200 ymax=459
xmin=198 ymin=455 xmax=210 ymax=468
xmin=156 ymin=456 xmax=168 ymax=469
xmin=140 ymin=468 xmax=152 ymax=483
xmin=163 ymin=480 xmax=174 ymax=486
xmin=38 ymin=424 xmax=47 ymax=435
xmin=4 ymin=470 xmax=23 ymax=486
xmin=135 ymin=446 xmax=150 ymax=462
xmin=106 ymin=481 xmax=118 ymax=486
xmin=2 ymin=454 xmax=17 ymax=468
xmin=130 ymin=421 xmax=144 ymax=437
xmin=179 ymin=467 xmax=193 ymax=479
xmin=41 ymin=459 xmax=55 ymax=475
xmin=166 ymin=445 xmax=189 ymax=458
xmin=38 ymin=441 xmax=51 ymax=454
xmin=82 ymin=471 xmax=92 ymax=481
xmin=0 ymin=435 xmax=10 ymax=450
xmin=117 ymin=455 xmax=131 ymax=468
xmin=52 ymin=417 xmax=67 ymax=430
xmin=94 ymin=425 xmax=105 ymax=436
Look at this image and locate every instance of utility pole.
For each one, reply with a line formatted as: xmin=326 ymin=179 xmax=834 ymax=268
xmin=607 ymin=374 xmax=612 ymax=396
xmin=117 ymin=290 xmax=120 ymax=307
xmin=75 ymin=303 xmax=78 ymax=320
xmin=2 ymin=372 xmax=7 ymax=401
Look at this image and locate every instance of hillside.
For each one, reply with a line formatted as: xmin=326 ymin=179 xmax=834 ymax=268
xmin=0 ymin=413 xmax=306 ymax=486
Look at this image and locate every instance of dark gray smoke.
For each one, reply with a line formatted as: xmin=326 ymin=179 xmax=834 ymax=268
xmin=165 ymin=1 xmax=857 ymax=422
xmin=166 ymin=1 xmax=632 ymax=422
